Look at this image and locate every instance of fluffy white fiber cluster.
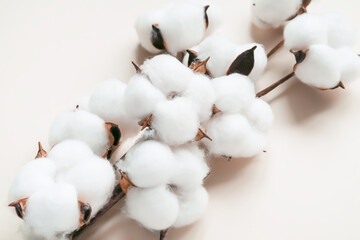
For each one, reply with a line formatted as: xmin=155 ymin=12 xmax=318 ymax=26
xmin=283 ymin=13 xmax=360 ymax=89
xmin=135 ymin=0 xmax=221 ymax=55
xmin=183 ymin=36 xmax=268 ymax=80
xmin=119 ymin=141 xmax=209 ymax=230
xmin=9 ymin=140 xmax=115 ymax=239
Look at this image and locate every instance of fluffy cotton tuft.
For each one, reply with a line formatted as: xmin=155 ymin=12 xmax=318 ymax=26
xmin=170 ymin=144 xmax=209 ymax=189
xmin=123 ymin=74 xmax=166 ymax=119
xmin=173 ymin=186 xmax=209 ymax=228
xmin=142 ymin=54 xmax=193 ymax=96
xmin=57 ymin=157 xmax=115 ymax=214
xmin=244 ymin=98 xmax=274 ymax=132
xmin=125 ymin=186 xmax=179 ymax=230
xmin=182 ymin=74 xmax=216 ymax=122
xmin=323 ymin=12 xmax=356 ymax=48
xmin=119 ymin=140 xmax=176 ymax=188
xmin=212 ymin=74 xmax=255 ymax=114
xmin=336 ymin=47 xmax=360 ymax=84
xmin=152 ymin=97 xmax=200 ymax=145
xmin=9 ymin=158 xmax=56 ymax=202
xmin=49 ymin=110 xmax=108 ymax=156
xmin=23 ymin=183 xmax=80 ymax=239
xmin=251 ymin=0 xmax=303 ymax=28
xmin=204 ymin=114 xmax=266 ymax=158
xmin=295 ymin=45 xmax=341 ymax=89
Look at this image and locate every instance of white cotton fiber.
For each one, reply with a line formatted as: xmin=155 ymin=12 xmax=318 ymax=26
xmin=251 ymin=0 xmax=303 ymax=28
xmin=49 ymin=110 xmax=109 ymax=156
xmin=190 ymin=0 xmax=222 ymax=35
xmin=125 ymin=186 xmax=179 ymax=230
xmin=182 ymin=74 xmax=216 ymax=122
xmin=336 ymin=47 xmax=360 ymax=84
xmin=170 ymin=144 xmax=209 ymax=190
xmin=204 ymin=114 xmax=266 ymax=158
xmin=173 ymin=186 xmax=209 ymax=228
xmin=57 ymin=156 xmax=115 ymax=214
xmin=152 ymin=97 xmax=200 ymax=145
xmin=244 ymin=98 xmax=274 ymax=132
xmin=323 ymin=12 xmax=356 ymax=48
xmin=295 ymin=45 xmax=341 ymax=89
xmin=23 ymin=183 xmax=80 ymax=239
xmin=212 ymin=74 xmax=255 ymax=114
xmin=123 ymin=74 xmax=166 ymax=119
xmin=9 ymin=158 xmax=56 ymax=202
xmin=120 ymin=140 xmax=176 ymax=188
xmin=48 ymin=140 xmax=94 ymax=172
xmin=142 ymin=54 xmax=193 ymax=96
xmin=284 ymin=13 xmax=328 ymax=50
xmin=75 ymin=96 xmax=90 ymax=111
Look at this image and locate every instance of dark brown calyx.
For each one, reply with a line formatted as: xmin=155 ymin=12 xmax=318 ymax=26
xmin=189 ymin=56 xmax=210 ymax=74
xmin=186 ymin=49 xmax=199 ymax=67
xmin=105 ymin=122 xmax=121 ymax=159
xmin=159 ymin=229 xmax=169 ymax=240
xmin=35 ymin=142 xmax=47 ymax=159
xmin=291 ymin=49 xmax=307 ymax=71
xmin=78 ymin=201 xmax=92 ymax=227
xmin=119 ymin=170 xmax=136 ymax=194
xmin=204 ymin=5 xmax=210 ymax=29
xmin=151 ymin=24 xmax=166 ymax=50
xmin=131 ymin=61 xmax=142 ymax=74
xmin=319 ymin=81 xmax=345 ymax=90
xmin=226 ymin=46 xmax=257 ymax=76
xmin=195 ymin=128 xmax=212 ymax=141
xmin=212 ymin=104 xmax=221 ymax=116
xmin=302 ymin=0 xmax=312 ymax=8
xmin=8 ymin=197 xmax=28 ymax=219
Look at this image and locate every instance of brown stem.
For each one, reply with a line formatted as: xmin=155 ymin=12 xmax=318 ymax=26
xmin=256 ymin=72 xmax=295 ymax=98
xmin=267 ymin=40 xmax=284 ymax=58
xmin=69 ymin=184 xmax=125 ymax=240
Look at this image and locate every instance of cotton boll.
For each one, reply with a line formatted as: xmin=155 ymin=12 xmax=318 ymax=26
xmin=244 ymin=98 xmax=274 ymax=132
xmin=57 ymin=156 xmax=115 ymax=214
xmin=152 ymin=98 xmax=200 ymax=145
xmin=173 ymin=186 xmax=209 ymax=228
xmin=120 ymin=140 xmax=176 ymax=188
xmin=323 ymin=12 xmax=356 ymax=48
xmin=170 ymin=144 xmax=209 ymax=190
xmin=336 ymin=47 xmax=360 ymax=84
xmin=284 ymin=14 xmax=328 ymax=50
xmin=204 ymin=114 xmax=266 ymax=158
xmin=192 ymin=1 xmax=222 ymax=35
xmin=251 ymin=0 xmax=303 ymax=28
xmin=48 ymin=140 xmax=94 ymax=172
xmin=9 ymin=158 xmax=56 ymax=202
xmin=49 ymin=110 xmax=108 ymax=156
xmin=295 ymin=45 xmax=341 ymax=89
xmin=182 ymin=74 xmax=216 ymax=122
xmin=212 ymin=74 xmax=255 ymax=114
xmin=142 ymin=54 xmax=193 ymax=96
xmin=125 ymin=186 xmax=179 ymax=230
xmin=123 ymin=74 xmax=166 ymax=119
xmin=23 ymin=183 xmax=80 ymax=239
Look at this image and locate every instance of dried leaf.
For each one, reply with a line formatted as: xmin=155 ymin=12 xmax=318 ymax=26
xmin=189 ymin=56 xmax=210 ymax=74
xmin=186 ymin=49 xmax=198 ymax=67
xmin=8 ymin=197 xmax=28 ymax=219
xmin=195 ymin=128 xmax=212 ymax=141
xmin=104 ymin=122 xmax=121 ymax=159
xmin=119 ymin=170 xmax=135 ymax=194
xmin=204 ymin=5 xmax=210 ymax=29
xmin=226 ymin=46 xmax=257 ymax=76
xmin=131 ymin=61 xmax=142 ymax=74
xmin=78 ymin=201 xmax=92 ymax=227
xmin=35 ymin=142 xmax=47 ymax=159
xmin=151 ymin=24 xmax=166 ymax=50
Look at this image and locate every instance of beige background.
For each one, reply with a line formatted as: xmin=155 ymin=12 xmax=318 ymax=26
xmin=1 ymin=0 xmax=360 ymax=239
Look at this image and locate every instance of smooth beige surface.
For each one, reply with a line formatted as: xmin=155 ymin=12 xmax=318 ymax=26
xmin=1 ymin=0 xmax=360 ymax=239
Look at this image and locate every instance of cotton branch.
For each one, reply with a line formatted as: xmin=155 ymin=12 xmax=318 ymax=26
xmin=256 ymin=72 xmax=295 ymax=98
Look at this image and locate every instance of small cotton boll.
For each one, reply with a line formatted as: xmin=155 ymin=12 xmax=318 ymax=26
xmin=48 ymin=140 xmax=94 ymax=172
xmin=244 ymin=98 xmax=274 ymax=132
xmin=142 ymin=54 xmax=193 ymax=96
xmin=212 ymin=74 xmax=255 ymax=114
xmin=191 ymin=0 xmax=223 ymax=35
xmin=24 ymin=183 xmax=80 ymax=239
xmin=57 ymin=157 xmax=115 ymax=214
xmin=323 ymin=12 xmax=356 ymax=48
xmin=284 ymin=14 xmax=328 ymax=50
xmin=75 ymin=96 xmax=90 ymax=111
xmin=49 ymin=110 xmax=108 ymax=156
xmin=204 ymin=114 xmax=266 ymax=158
xmin=183 ymin=74 xmax=216 ymax=122
xmin=120 ymin=140 xmax=176 ymax=188
xmin=251 ymin=0 xmax=303 ymax=28
xmin=152 ymin=98 xmax=200 ymax=145
xmin=125 ymin=186 xmax=179 ymax=230
xmin=170 ymin=144 xmax=209 ymax=190
xmin=173 ymin=186 xmax=209 ymax=228
xmin=336 ymin=47 xmax=360 ymax=84
xmin=123 ymin=74 xmax=166 ymax=119
xmin=295 ymin=45 xmax=341 ymax=89
xmin=9 ymin=158 xmax=56 ymax=202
